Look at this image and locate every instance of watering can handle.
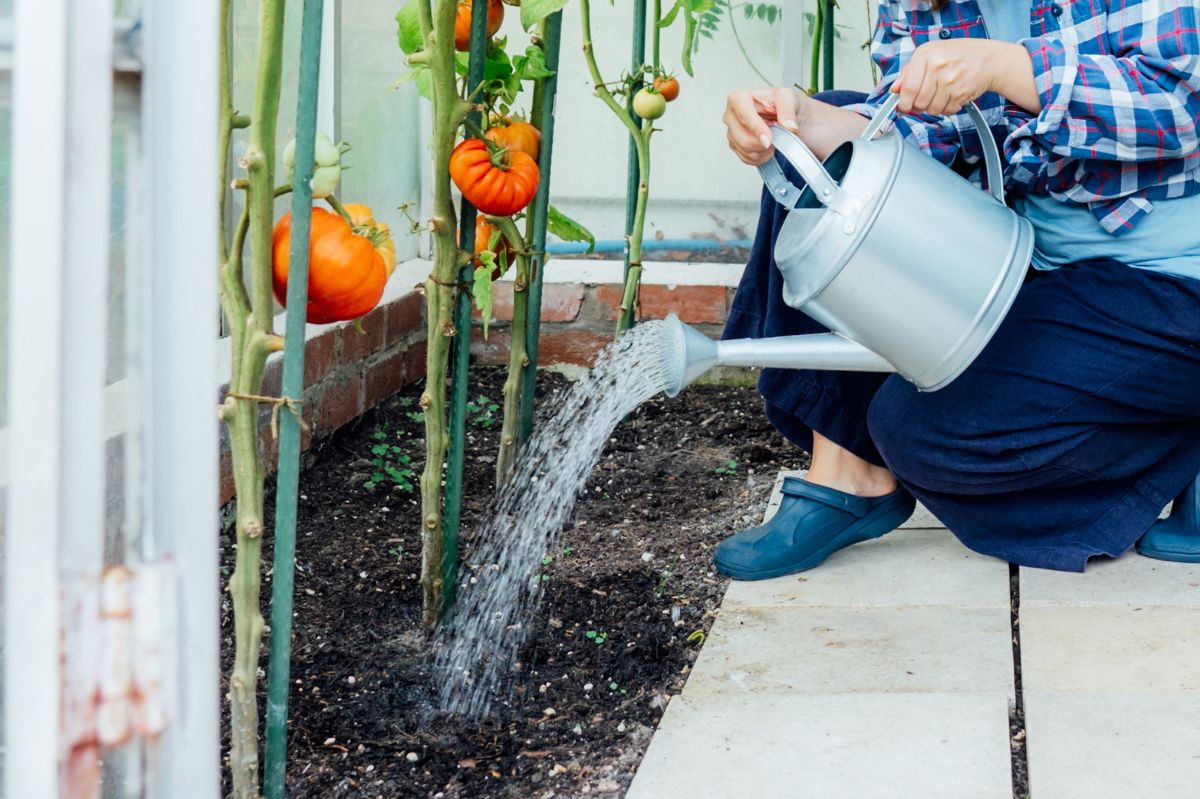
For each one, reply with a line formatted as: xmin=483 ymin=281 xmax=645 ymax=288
xmin=862 ymin=92 xmax=1006 ymax=204
xmin=758 ymin=92 xmax=1007 ymax=209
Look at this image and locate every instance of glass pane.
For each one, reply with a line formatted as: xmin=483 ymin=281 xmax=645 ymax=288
xmin=340 ymin=0 xmax=422 ymax=261
xmin=0 ymin=57 xmax=11 ymax=799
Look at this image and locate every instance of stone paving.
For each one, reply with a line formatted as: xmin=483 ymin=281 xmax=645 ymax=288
xmin=627 ymin=470 xmax=1200 ymax=798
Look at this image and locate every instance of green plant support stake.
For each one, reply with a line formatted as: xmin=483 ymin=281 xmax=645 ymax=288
xmin=518 ymin=11 xmax=563 ymax=443
xmin=263 ymin=0 xmax=323 ymax=794
xmin=441 ymin=0 xmax=491 ymax=620
xmin=822 ymin=0 xmax=835 ymax=92
xmin=620 ymin=0 xmax=647 ymax=319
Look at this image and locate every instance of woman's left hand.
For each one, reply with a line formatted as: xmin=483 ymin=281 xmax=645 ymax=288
xmin=894 ymin=39 xmax=1040 ymax=116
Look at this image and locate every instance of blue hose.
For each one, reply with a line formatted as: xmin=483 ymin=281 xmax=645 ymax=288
xmin=546 ymin=237 xmax=754 ymax=255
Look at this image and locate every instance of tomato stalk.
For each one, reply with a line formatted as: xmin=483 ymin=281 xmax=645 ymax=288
xmin=579 ymin=0 xmax=657 ymax=336
xmin=416 ymin=0 xmax=475 ymax=625
xmin=216 ymin=0 xmax=286 ymax=795
xmin=493 ymin=215 xmax=528 ymax=485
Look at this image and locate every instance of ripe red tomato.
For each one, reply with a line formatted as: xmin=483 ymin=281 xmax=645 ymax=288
xmin=653 ymin=75 xmax=680 ymax=102
xmin=449 ymin=138 xmax=540 ymax=216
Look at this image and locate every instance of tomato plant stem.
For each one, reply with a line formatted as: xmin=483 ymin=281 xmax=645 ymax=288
xmin=416 ymin=0 xmax=473 ymax=626
xmin=616 ymin=127 xmax=651 ymax=335
xmin=808 ymin=0 xmax=824 ymax=96
xmin=216 ymin=0 xmax=285 ymax=795
xmin=494 ymin=216 xmax=528 ymax=486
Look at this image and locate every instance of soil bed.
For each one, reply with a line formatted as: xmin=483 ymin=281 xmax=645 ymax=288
xmin=220 ymin=368 xmax=804 ymax=797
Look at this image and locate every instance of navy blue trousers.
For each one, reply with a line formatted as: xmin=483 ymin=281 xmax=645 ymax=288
xmin=725 ymin=92 xmax=1200 ymax=571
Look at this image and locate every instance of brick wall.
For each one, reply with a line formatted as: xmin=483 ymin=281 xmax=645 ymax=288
xmin=217 ymin=272 xmax=737 ymax=504
xmin=470 ymin=281 xmax=733 ymax=367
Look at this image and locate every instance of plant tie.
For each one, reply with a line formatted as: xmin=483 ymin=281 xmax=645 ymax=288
xmin=226 ymin=391 xmax=310 ymax=439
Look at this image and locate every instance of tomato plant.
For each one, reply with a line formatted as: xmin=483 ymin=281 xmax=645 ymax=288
xmin=449 ymin=138 xmax=540 ymax=216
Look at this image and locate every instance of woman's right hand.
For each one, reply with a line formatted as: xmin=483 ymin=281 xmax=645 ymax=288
xmin=723 ymin=87 xmax=806 ymax=165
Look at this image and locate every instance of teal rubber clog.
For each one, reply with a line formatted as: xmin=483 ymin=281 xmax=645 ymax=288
xmin=1136 ymin=471 xmax=1200 ymax=563
xmin=714 ymin=477 xmax=916 ymax=581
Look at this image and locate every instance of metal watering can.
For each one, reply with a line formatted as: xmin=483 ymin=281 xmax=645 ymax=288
xmin=662 ymin=93 xmax=1035 ymax=397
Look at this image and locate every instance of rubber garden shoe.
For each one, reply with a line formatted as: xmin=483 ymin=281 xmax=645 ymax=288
xmin=714 ymin=476 xmax=916 ymax=580
xmin=1136 ymin=470 xmax=1200 ymax=563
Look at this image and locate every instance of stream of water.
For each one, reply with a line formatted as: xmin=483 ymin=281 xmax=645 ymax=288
xmin=434 ymin=321 xmax=674 ymax=718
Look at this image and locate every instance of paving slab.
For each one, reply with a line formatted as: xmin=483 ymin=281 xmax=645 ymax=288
xmin=684 ymin=605 xmax=1014 ymax=697
xmin=1023 ymin=692 xmax=1200 ymax=799
xmin=1020 ymin=605 xmax=1200 ymax=693
xmin=1021 ymin=554 xmax=1200 ymax=608
xmin=1021 ymin=554 xmax=1200 ymax=797
xmin=724 ymin=527 xmax=1009 ymax=610
xmin=629 ymin=470 xmax=1016 ymax=798
xmin=627 ymin=691 xmax=1013 ymax=799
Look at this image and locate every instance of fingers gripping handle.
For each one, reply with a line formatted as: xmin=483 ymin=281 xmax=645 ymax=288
xmin=758 ymin=93 xmax=1007 ymax=209
xmin=862 ymin=92 xmax=1006 ymax=204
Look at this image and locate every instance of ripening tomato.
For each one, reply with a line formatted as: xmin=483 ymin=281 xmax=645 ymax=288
xmin=632 ymin=88 xmax=667 ymax=120
xmin=653 ymin=75 xmax=680 ymax=102
xmin=272 ymin=206 xmax=395 ymax=324
xmin=485 ymin=120 xmax=541 ymax=161
xmin=474 ymin=216 xmax=514 ymax=279
xmin=454 ymin=0 xmax=504 ymax=51
xmin=449 ymin=138 xmax=540 ymax=216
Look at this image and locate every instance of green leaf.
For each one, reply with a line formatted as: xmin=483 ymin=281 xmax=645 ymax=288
xmin=520 ymin=0 xmax=568 ymax=30
xmin=371 ymin=471 xmax=385 ymax=483
xmin=546 ymin=205 xmax=595 ymax=253
xmin=517 ymin=45 xmax=555 ymax=80
xmin=472 ymin=263 xmax=495 ymax=339
xmin=657 ymin=0 xmax=683 ymax=29
xmin=395 ymin=1 xmax=423 ymax=55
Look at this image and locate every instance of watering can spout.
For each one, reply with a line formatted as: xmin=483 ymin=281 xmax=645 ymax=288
xmin=660 ymin=314 xmax=895 ymax=398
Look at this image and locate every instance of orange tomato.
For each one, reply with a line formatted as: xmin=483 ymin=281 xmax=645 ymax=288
xmin=454 ymin=0 xmax=504 ymax=51
xmin=272 ymin=206 xmax=394 ymax=324
xmin=474 ymin=216 xmax=514 ymax=278
xmin=449 ymin=138 xmax=540 ymax=217
xmin=653 ymin=75 xmax=680 ymax=102
xmin=485 ymin=120 xmax=541 ymax=161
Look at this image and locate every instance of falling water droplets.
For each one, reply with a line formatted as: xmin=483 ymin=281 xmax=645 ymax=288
xmin=433 ymin=322 xmax=674 ymax=718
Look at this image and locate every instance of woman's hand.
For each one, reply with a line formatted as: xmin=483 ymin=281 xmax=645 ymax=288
xmin=722 ymin=87 xmax=807 ymax=165
xmin=894 ymin=39 xmax=1041 ymax=116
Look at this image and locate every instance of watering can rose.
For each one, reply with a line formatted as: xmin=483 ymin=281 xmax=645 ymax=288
xmin=272 ymin=204 xmax=397 ymax=324
xmin=450 ymin=138 xmax=540 ymax=217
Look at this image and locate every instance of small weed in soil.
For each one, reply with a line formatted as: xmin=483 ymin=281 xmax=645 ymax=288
xmin=219 ymin=368 xmax=806 ymax=798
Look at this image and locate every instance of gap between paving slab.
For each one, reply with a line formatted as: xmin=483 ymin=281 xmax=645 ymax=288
xmin=628 ymin=469 xmax=1016 ymax=799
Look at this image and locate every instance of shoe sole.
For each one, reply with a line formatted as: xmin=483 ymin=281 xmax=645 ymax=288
xmin=715 ymin=499 xmax=916 ymax=581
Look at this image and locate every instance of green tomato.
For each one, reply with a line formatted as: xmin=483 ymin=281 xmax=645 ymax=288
xmin=282 ymin=132 xmax=341 ymax=172
xmin=632 ymin=88 xmax=667 ymax=121
xmin=310 ymin=164 xmax=341 ymax=199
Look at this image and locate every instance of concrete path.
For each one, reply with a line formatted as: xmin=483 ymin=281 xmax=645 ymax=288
xmin=628 ymin=470 xmax=1200 ymax=798
xmin=628 ymin=472 xmax=1015 ymax=799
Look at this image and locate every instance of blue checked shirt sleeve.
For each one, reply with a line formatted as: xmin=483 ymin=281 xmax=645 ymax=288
xmin=1012 ymin=5 xmax=1200 ymax=163
xmin=844 ymin=3 xmax=963 ymax=167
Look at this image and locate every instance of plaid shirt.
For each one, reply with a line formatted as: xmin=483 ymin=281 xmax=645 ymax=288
xmin=846 ymin=0 xmax=1200 ymax=235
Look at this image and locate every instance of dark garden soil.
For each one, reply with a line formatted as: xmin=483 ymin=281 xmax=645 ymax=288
xmin=220 ymin=369 xmax=806 ymax=798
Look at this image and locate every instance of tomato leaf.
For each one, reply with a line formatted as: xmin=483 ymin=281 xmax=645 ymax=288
xmin=657 ymin=1 xmax=682 ymax=29
xmin=395 ymin=1 xmax=423 ymax=56
xmin=515 ymin=45 xmax=555 ymax=81
xmin=393 ymin=65 xmax=433 ymax=100
xmin=547 ymin=206 xmax=595 ymax=254
xmin=520 ymin=0 xmax=568 ymax=31
xmin=472 ymin=262 xmax=495 ymax=338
